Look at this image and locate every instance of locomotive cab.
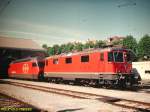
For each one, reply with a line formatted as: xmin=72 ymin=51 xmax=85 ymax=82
xmin=108 ymin=50 xmax=131 ymax=73
xmin=107 ymin=49 xmax=139 ymax=87
xmin=8 ymin=57 xmax=45 ymax=80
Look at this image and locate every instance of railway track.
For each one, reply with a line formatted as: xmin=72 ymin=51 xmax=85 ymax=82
xmin=1 ymin=80 xmax=150 ymax=111
xmin=0 ymin=93 xmax=44 ymax=112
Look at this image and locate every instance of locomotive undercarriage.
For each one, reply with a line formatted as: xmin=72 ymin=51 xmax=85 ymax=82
xmin=116 ymin=73 xmax=140 ymax=88
xmin=96 ymin=73 xmax=140 ymax=89
xmin=44 ymin=73 xmax=140 ymax=89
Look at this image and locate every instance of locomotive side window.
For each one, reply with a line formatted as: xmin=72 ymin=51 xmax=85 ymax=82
xmin=108 ymin=52 xmax=113 ymax=62
xmin=81 ymin=55 xmax=89 ymax=62
xmin=145 ymin=70 xmax=150 ymax=74
xmin=32 ymin=62 xmax=37 ymax=67
xmin=100 ymin=53 xmax=104 ymax=61
xmin=53 ymin=59 xmax=59 ymax=64
xmin=65 ymin=57 xmax=72 ymax=64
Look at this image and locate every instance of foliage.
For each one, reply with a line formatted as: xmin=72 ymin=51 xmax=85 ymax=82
xmin=42 ymin=44 xmax=48 ymax=49
xmin=138 ymin=34 xmax=150 ymax=60
xmin=45 ymin=40 xmax=106 ymax=56
xmin=74 ymin=42 xmax=83 ymax=51
xmin=60 ymin=43 xmax=74 ymax=53
xmin=95 ymin=40 xmax=106 ymax=48
xmin=112 ymin=40 xmax=123 ymax=46
xmin=42 ymin=35 xmax=149 ymax=61
xmin=83 ymin=40 xmax=106 ymax=49
xmin=83 ymin=40 xmax=95 ymax=49
xmin=122 ymin=35 xmax=138 ymax=54
xmin=53 ymin=44 xmax=61 ymax=54
xmin=65 ymin=43 xmax=75 ymax=52
xmin=47 ymin=47 xmax=54 ymax=56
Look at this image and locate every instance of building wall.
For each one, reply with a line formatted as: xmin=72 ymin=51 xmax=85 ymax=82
xmin=132 ymin=61 xmax=150 ymax=82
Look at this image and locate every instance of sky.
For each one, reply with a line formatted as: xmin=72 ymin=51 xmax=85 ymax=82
xmin=0 ymin=0 xmax=150 ymax=46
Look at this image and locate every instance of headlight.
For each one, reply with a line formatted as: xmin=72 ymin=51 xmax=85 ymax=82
xmin=134 ymin=76 xmax=139 ymax=79
xmin=119 ymin=74 xmax=125 ymax=79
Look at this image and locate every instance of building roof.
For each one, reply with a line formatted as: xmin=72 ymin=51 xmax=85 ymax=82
xmin=0 ymin=36 xmax=44 ymax=51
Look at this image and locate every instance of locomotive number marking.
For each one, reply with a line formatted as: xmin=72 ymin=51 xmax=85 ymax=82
xmin=22 ymin=64 xmax=29 ymax=73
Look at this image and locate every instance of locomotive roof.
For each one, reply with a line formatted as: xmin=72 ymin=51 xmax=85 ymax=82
xmin=46 ymin=47 xmax=129 ymax=59
xmin=11 ymin=57 xmax=43 ymax=64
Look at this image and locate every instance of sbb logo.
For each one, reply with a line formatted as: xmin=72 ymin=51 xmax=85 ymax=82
xmin=22 ymin=64 xmax=29 ymax=73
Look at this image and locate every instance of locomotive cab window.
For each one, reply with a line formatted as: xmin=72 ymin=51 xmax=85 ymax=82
xmin=32 ymin=62 xmax=37 ymax=67
xmin=114 ymin=52 xmax=123 ymax=62
xmin=108 ymin=52 xmax=124 ymax=62
xmin=81 ymin=55 xmax=89 ymax=62
xmin=65 ymin=57 xmax=72 ymax=64
xmin=53 ymin=59 xmax=59 ymax=64
xmin=100 ymin=53 xmax=104 ymax=61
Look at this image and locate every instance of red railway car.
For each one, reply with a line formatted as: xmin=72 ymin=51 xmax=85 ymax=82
xmin=8 ymin=57 xmax=44 ymax=80
xmin=44 ymin=47 xmax=139 ymax=87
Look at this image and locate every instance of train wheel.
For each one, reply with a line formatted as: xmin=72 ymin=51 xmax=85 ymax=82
xmin=101 ymin=80 xmax=112 ymax=89
xmin=118 ymin=79 xmax=127 ymax=89
xmin=74 ymin=79 xmax=81 ymax=86
xmin=89 ymin=80 xmax=98 ymax=87
xmin=55 ymin=78 xmax=63 ymax=84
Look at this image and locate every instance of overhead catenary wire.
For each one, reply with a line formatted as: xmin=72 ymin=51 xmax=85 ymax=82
xmin=0 ymin=0 xmax=12 ymax=15
xmin=117 ymin=0 xmax=136 ymax=8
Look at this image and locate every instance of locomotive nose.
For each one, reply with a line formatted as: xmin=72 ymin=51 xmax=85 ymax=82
xmin=116 ymin=64 xmax=129 ymax=73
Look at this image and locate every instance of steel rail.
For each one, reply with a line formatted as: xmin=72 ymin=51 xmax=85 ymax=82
xmin=0 ymin=93 xmax=45 ymax=112
xmin=2 ymin=80 xmax=150 ymax=111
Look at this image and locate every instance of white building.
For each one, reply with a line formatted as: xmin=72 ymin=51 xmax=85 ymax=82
xmin=132 ymin=61 xmax=150 ymax=83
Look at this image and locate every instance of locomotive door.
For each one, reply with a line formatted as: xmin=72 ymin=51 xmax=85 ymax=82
xmin=99 ymin=52 xmax=105 ymax=74
xmin=105 ymin=52 xmax=113 ymax=73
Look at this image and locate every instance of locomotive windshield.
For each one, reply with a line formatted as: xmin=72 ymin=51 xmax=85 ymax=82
xmin=108 ymin=52 xmax=124 ymax=62
xmin=113 ymin=52 xmax=124 ymax=62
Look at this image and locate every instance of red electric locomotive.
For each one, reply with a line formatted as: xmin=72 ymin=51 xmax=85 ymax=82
xmin=8 ymin=57 xmax=44 ymax=80
xmin=44 ymin=47 xmax=139 ymax=88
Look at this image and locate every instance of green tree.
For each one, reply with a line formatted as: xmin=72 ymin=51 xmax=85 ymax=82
xmin=42 ymin=44 xmax=48 ymax=50
xmin=95 ymin=40 xmax=106 ymax=48
xmin=83 ymin=40 xmax=95 ymax=49
xmin=53 ymin=44 xmax=61 ymax=55
xmin=74 ymin=42 xmax=83 ymax=51
xmin=66 ymin=43 xmax=75 ymax=52
xmin=47 ymin=47 xmax=54 ymax=56
xmin=60 ymin=44 xmax=67 ymax=53
xmin=123 ymin=35 xmax=138 ymax=54
xmin=60 ymin=43 xmax=74 ymax=53
xmin=112 ymin=40 xmax=123 ymax=46
xmin=138 ymin=34 xmax=150 ymax=60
